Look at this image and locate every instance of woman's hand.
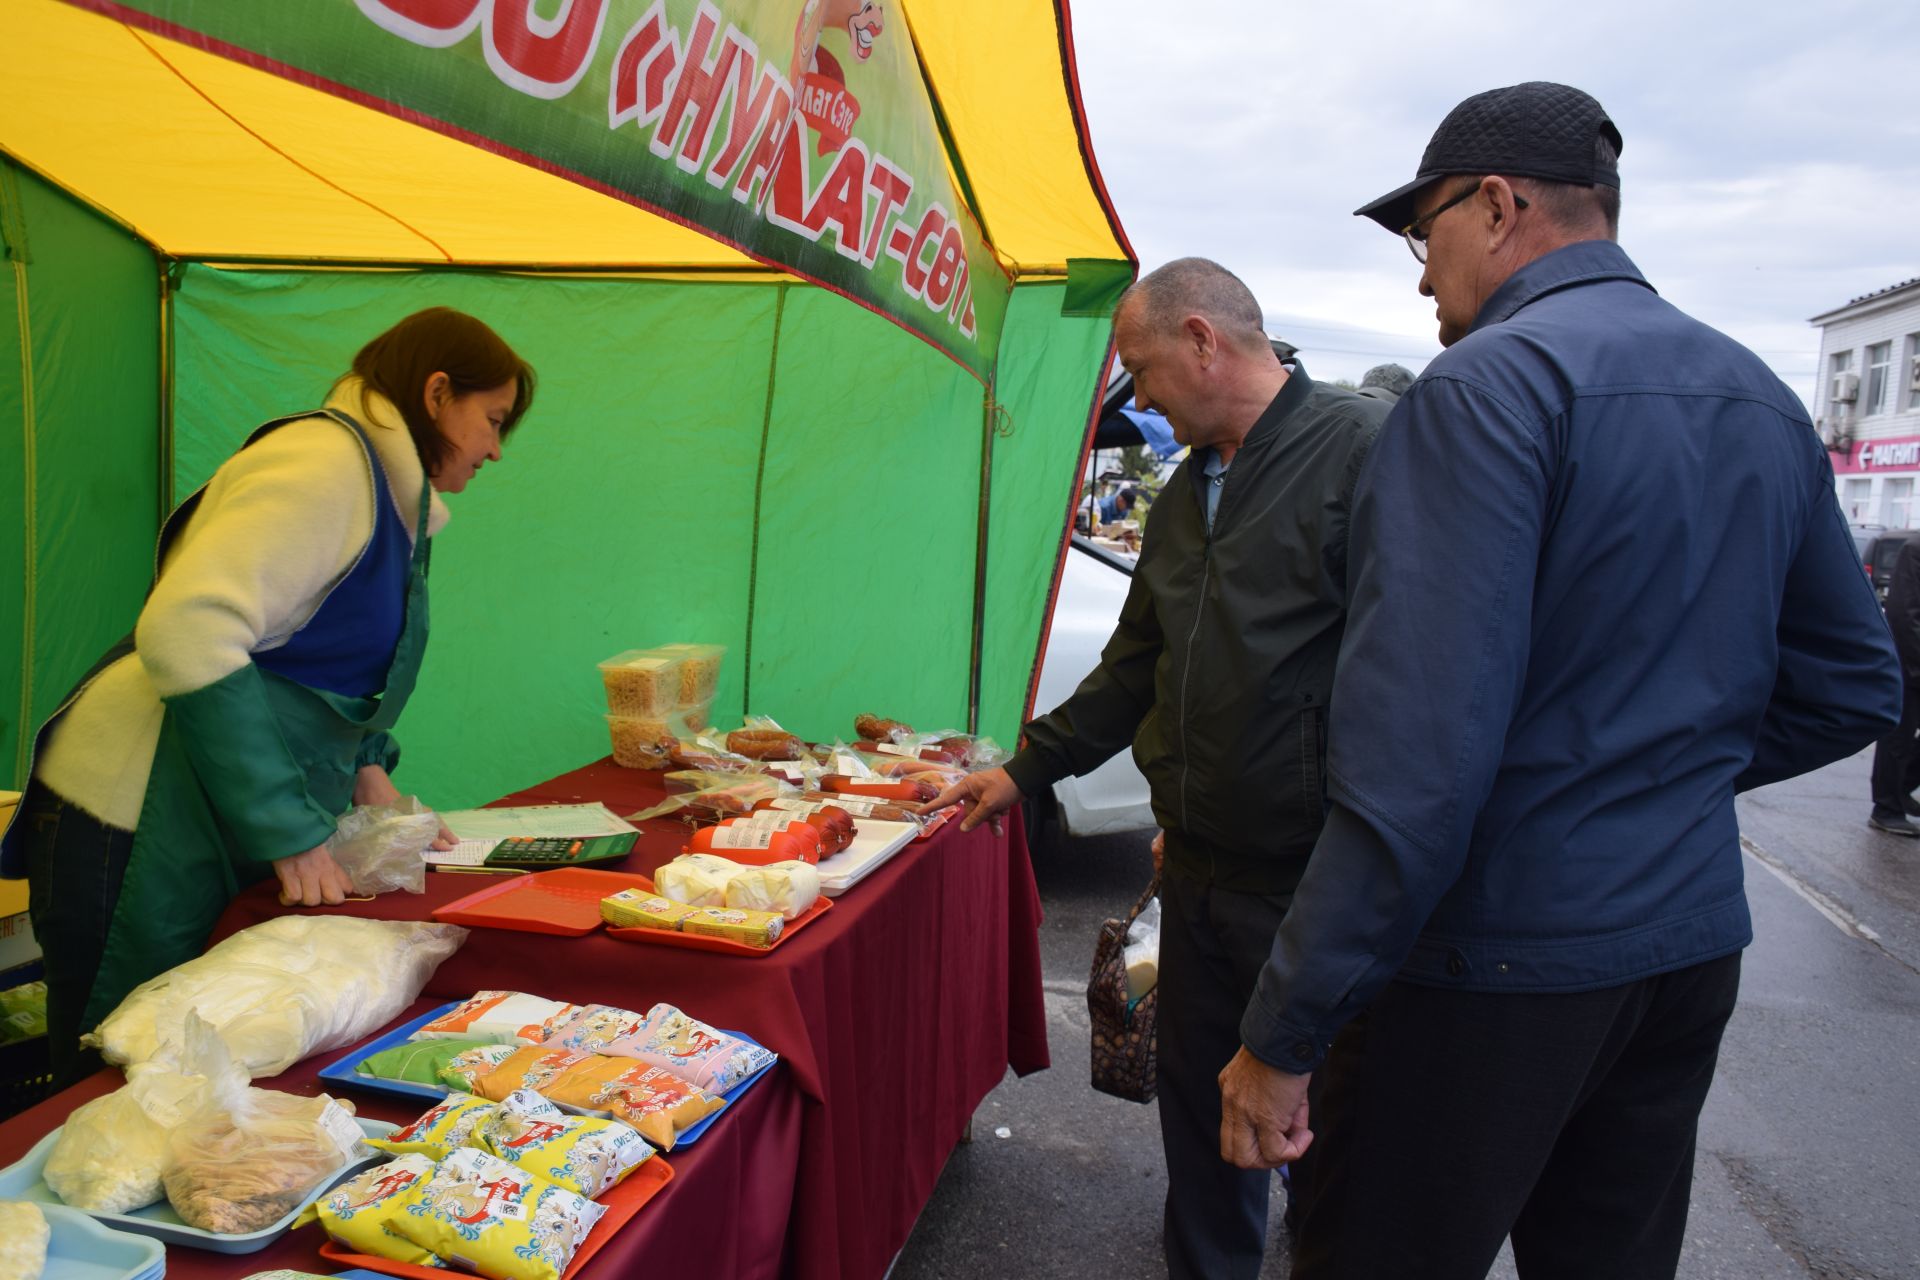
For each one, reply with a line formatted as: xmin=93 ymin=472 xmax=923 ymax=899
xmin=353 ymin=764 xmax=403 ymax=808
xmin=353 ymin=764 xmax=455 ymax=849
xmin=274 ymin=843 xmax=355 ymax=906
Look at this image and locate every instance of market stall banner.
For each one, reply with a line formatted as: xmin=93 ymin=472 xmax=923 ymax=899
xmin=63 ymin=0 xmax=1011 ymax=379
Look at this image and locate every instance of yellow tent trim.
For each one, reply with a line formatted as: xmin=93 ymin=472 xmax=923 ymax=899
xmin=2 ymin=0 xmax=1128 ymax=274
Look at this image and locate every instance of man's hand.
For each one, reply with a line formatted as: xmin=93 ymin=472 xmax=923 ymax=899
xmin=919 ymin=766 xmax=1021 ymax=835
xmin=1218 ymin=1046 xmax=1313 ymax=1170
xmin=274 ymin=843 xmax=356 ymax=906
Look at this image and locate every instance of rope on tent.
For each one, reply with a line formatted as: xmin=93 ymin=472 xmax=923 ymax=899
xmin=117 ymin=23 xmax=455 ymax=263
xmin=741 ymin=282 xmax=790 ymax=717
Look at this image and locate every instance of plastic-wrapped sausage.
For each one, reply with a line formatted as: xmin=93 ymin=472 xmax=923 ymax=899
xmin=853 ymin=713 xmax=913 ymax=744
xmin=726 ymin=729 xmax=806 ymax=761
xmin=819 ymin=774 xmax=938 ymax=804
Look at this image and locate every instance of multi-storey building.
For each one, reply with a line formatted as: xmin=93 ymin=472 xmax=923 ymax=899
xmin=1812 ymin=277 xmax=1920 ymax=527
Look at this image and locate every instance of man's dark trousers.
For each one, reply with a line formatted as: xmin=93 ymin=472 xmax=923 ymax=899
xmin=1869 ymin=680 xmax=1920 ymax=820
xmin=1291 ymin=952 xmax=1741 ymax=1280
xmin=1159 ymin=868 xmax=1313 ymax=1279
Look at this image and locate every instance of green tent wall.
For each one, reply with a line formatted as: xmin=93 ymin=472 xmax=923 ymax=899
xmin=1 ymin=165 xmax=1114 ymax=809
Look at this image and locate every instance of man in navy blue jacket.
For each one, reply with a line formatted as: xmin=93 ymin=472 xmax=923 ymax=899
xmin=1215 ymin=83 xmax=1903 ymax=1278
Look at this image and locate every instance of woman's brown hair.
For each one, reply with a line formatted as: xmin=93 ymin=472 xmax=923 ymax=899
xmin=347 ymin=307 xmax=535 ymax=473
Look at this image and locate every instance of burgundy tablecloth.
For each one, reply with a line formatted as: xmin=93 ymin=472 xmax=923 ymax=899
xmin=0 ymin=756 xmax=1049 ymax=1280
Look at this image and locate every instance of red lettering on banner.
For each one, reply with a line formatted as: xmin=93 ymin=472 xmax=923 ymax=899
xmin=805 ymin=142 xmax=868 ymax=260
xmin=958 ymin=287 xmax=976 ymax=339
xmin=607 ymin=1 xmax=673 ymax=129
xmin=764 ymin=120 xmax=810 ymax=232
xmin=735 ymin=96 xmax=796 ymax=208
xmin=862 ymin=156 xmax=912 ymax=266
xmin=653 ymin=3 xmax=744 ymax=172
xmin=887 ymin=205 xmax=948 ymax=300
xmin=484 ymin=0 xmax=610 ymax=99
xmin=705 ymin=47 xmax=777 ymax=191
xmin=925 ymin=224 xmax=964 ymax=311
xmin=946 ymin=255 xmax=970 ymax=321
xmin=358 ymin=0 xmax=482 ymax=46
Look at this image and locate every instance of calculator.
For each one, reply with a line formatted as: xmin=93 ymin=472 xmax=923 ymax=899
xmin=482 ymin=833 xmax=639 ymax=870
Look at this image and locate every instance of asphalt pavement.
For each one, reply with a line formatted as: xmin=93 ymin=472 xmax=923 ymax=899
xmin=891 ymin=747 xmax=1920 ymax=1280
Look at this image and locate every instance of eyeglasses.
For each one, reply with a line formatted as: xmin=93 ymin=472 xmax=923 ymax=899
xmin=1401 ymin=182 xmax=1528 ymax=263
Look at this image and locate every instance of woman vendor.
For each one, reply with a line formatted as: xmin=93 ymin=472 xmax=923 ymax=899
xmin=0 ymin=307 xmax=535 ymax=1087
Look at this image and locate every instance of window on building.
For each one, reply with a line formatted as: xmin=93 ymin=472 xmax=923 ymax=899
xmin=1831 ymin=349 xmax=1857 ymax=417
xmin=1908 ymin=334 xmax=1920 ymax=412
xmin=1865 ymin=342 xmax=1893 ymax=416
xmin=1886 ymin=478 xmax=1914 ymax=528
xmin=1845 ymin=477 xmax=1872 ymax=521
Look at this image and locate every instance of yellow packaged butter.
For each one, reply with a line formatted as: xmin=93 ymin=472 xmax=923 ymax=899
xmin=600 ymin=890 xmax=697 ymax=931
xmin=681 ymin=905 xmax=784 ymax=948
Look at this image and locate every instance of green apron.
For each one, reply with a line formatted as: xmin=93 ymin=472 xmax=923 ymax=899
xmin=75 ymin=409 xmax=434 ymax=1031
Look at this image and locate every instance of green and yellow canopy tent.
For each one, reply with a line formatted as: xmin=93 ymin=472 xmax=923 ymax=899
xmin=0 ymin=0 xmax=1134 ymax=808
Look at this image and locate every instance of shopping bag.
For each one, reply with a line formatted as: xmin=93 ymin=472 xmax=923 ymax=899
xmin=1087 ymin=873 xmax=1160 ymax=1103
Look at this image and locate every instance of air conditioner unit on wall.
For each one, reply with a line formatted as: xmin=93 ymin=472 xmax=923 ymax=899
xmin=1909 ymin=354 xmax=1920 ymax=394
xmin=1817 ymin=417 xmax=1854 ymax=452
xmin=1832 ymin=370 xmax=1861 ymax=403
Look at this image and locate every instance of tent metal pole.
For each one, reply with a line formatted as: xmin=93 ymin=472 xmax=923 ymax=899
xmin=156 ymin=254 xmax=176 ymax=522
xmin=967 ymin=378 xmax=999 ymax=736
xmin=742 ymin=283 xmax=789 ymax=717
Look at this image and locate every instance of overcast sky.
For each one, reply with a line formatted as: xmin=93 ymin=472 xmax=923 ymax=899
xmin=1067 ymin=0 xmax=1920 ymax=408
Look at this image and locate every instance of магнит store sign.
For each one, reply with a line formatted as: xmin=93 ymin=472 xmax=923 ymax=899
xmin=1835 ymin=434 xmax=1920 ymax=474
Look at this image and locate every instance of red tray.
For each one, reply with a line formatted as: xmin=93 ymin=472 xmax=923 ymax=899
xmin=317 ymin=1154 xmax=673 ymax=1279
xmin=606 ymin=888 xmax=833 ymax=957
xmin=431 ymin=867 xmax=658 ymax=935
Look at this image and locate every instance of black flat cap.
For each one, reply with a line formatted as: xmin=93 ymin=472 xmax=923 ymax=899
xmin=1355 ymin=82 xmax=1623 ymax=232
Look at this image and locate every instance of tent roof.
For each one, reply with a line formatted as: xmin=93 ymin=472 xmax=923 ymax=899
xmin=3 ymin=0 xmax=1129 ymax=275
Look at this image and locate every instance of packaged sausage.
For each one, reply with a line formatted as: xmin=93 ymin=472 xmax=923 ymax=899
xmin=476 ymin=1090 xmax=653 ymax=1198
xmin=723 ymin=860 xmax=822 ymax=921
xmin=818 ymin=774 xmax=938 ymax=804
xmin=686 ymin=815 xmax=822 ymax=866
xmin=725 ymin=728 xmax=806 ymax=761
xmin=547 ymin=1003 xmax=777 ymax=1093
xmin=299 ymin=1152 xmax=440 ymax=1267
xmin=409 ymin=993 xmax=581 ymax=1048
xmin=599 ymin=890 xmax=698 ymax=931
xmin=787 ymin=791 xmax=921 ymax=823
xmin=853 ymin=713 xmax=913 ymax=743
xmin=387 ymin=1147 xmax=606 ymax=1280
xmin=366 ymin=1094 xmax=498 ymax=1162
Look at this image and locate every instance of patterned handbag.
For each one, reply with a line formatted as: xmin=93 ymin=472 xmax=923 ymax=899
xmin=1087 ymin=873 xmax=1160 ymax=1103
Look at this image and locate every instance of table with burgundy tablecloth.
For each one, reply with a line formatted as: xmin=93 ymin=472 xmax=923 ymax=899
xmin=0 ymin=756 xmax=1050 ymax=1280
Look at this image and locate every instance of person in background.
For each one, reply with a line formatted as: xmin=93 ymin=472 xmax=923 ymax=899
xmin=1215 ymin=82 xmax=1901 ymax=1280
xmin=1097 ymin=485 xmax=1139 ymax=524
xmin=924 ymin=257 xmax=1387 ymax=1280
xmin=1869 ymin=536 xmax=1920 ymax=834
xmin=0 ymin=307 xmax=535 ymax=1088
xmin=1355 ymin=361 xmax=1414 ymax=402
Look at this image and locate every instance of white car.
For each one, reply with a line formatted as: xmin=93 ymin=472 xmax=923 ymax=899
xmin=1025 ymin=536 xmax=1156 ymax=843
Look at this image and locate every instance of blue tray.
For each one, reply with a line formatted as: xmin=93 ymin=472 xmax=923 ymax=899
xmin=39 ymin=1203 xmax=166 ymax=1279
xmin=317 ymin=1001 xmax=777 ymax=1147
xmin=0 ymin=1115 xmax=398 ymax=1254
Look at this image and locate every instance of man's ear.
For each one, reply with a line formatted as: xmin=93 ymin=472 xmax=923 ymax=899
xmin=1483 ymin=176 xmax=1524 ymax=253
xmin=1185 ymin=315 xmax=1219 ymax=367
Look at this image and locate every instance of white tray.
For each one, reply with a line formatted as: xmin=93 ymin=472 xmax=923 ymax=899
xmin=40 ymin=1203 xmax=166 ymax=1280
xmin=817 ymin=819 xmax=918 ymax=896
xmin=0 ymin=1114 xmax=397 ymax=1254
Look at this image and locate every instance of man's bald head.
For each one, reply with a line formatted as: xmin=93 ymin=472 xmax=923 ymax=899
xmin=1116 ymin=258 xmax=1271 ymax=355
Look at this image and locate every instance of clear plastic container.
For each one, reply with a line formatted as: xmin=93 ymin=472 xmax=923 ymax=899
xmin=598 ymin=649 xmax=688 ymax=716
xmin=606 ymin=705 xmax=709 ymax=769
xmin=655 ymin=643 xmax=727 ymax=704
